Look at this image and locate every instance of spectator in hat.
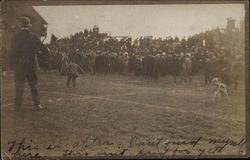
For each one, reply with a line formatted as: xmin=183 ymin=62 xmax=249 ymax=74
xmin=185 ymin=53 xmax=193 ymax=82
xmin=9 ymin=16 xmax=49 ymax=111
xmin=231 ymin=56 xmax=243 ymax=90
xmin=180 ymin=53 xmax=192 ymax=83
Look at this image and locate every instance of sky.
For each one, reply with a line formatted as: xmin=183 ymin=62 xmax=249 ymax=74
xmin=34 ymin=4 xmax=245 ymax=43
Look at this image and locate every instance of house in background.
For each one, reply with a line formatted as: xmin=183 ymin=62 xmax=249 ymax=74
xmin=1 ymin=4 xmax=48 ymax=71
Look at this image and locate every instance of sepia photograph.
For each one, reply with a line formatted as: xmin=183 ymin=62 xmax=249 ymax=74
xmin=1 ymin=0 xmax=249 ymax=159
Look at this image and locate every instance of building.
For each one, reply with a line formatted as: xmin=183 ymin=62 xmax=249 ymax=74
xmin=1 ymin=4 xmax=48 ymax=71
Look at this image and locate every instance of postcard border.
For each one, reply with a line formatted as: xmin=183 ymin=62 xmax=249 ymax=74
xmin=1 ymin=0 xmax=249 ymax=159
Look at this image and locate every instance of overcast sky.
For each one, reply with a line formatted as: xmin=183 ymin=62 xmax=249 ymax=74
xmin=34 ymin=4 xmax=245 ymax=43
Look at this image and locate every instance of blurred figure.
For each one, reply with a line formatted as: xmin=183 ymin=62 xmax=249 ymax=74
xmin=60 ymin=52 xmax=69 ymax=75
xmin=64 ymin=59 xmax=84 ymax=87
xmin=44 ymin=52 xmax=52 ymax=73
xmin=204 ymin=57 xmax=213 ymax=84
xmin=231 ymin=56 xmax=244 ymax=90
xmin=180 ymin=53 xmax=192 ymax=83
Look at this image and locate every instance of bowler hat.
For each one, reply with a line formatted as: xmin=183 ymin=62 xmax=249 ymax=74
xmin=18 ymin=16 xmax=32 ymax=27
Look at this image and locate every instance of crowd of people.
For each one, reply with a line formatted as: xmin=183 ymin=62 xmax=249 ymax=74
xmin=39 ymin=25 xmax=244 ymax=89
xmin=7 ymin=15 xmax=245 ymax=113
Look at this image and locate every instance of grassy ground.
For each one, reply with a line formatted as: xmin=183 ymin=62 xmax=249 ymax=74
xmin=1 ymin=71 xmax=246 ymax=158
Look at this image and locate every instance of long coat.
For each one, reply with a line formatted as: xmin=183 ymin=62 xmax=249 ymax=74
xmin=10 ymin=29 xmax=48 ymax=72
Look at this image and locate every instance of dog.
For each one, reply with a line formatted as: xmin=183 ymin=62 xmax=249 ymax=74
xmin=211 ymin=77 xmax=230 ymax=101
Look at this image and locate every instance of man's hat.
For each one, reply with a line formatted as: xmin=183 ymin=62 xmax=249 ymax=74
xmin=186 ymin=53 xmax=191 ymax=57
xmin=161 ymin=52 xmax=166 ymax=56
xmin=18 ymin=16 xmax=32 ymax=27
xmin=156 ymin=54 xmax=161 ymax=58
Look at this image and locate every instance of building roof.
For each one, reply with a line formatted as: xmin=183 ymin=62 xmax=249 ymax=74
xmin=3 ymin=5 xmax=47 ymax=30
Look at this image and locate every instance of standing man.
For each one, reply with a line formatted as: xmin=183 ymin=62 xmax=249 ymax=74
xmin=231 ymin=56 xmax=243 ymax=90
xmin=9 ymin=16 xmax=49 ymax=111
xmin=204 ymin=57 xmax=212 ymax=84
xmin=184 ymin=53 xmax=192 ymax=82
xmin=180 ymin=53 xmax=192 ymax=83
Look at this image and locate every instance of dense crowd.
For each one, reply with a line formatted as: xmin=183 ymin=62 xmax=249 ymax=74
xmin=40 ymin=25 xmax=244 ymax=88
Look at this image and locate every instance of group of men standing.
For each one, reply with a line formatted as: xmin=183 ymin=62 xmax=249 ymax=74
xmin=46 ymin=49 xmax=194 ymax=82
xmin=45 ymin=46 xmax=242 ymax=87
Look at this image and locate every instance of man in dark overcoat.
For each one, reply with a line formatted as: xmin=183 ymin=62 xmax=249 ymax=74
xmin=9 ymin=16 xmax=49 ymax=111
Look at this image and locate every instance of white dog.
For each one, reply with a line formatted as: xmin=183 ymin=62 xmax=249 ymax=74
xmin=211 ymin=77 xmax=230 ymax=101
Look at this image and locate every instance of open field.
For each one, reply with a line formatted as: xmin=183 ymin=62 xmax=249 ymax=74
xmin=1 ymin=72 xmax=246 ymax=158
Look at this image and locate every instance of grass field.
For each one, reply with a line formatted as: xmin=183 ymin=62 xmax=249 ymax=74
xmin=1 ymin=71 xmax=246 ymax=158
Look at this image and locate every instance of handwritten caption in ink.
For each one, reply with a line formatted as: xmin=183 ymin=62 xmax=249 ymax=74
xmin=6 ymin=136 xmax=246 ymax=158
